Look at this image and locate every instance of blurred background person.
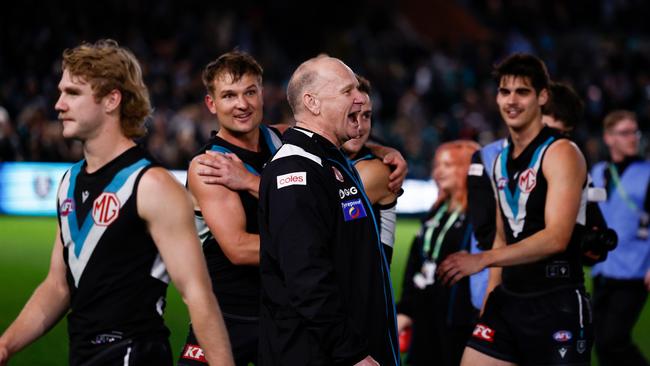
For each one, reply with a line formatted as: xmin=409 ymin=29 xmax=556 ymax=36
xmin=543 ymin=81 xmax=617 ymax=265
xmin=590 ymin=110 xmax=650 ymax=366
xmin=0 ymin=106 xmax=23 ymax=161
xmin=396 ymin=140 xmax=483 ymax=366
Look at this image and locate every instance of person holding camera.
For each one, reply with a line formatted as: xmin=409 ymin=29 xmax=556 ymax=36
xmin=439 ymin=54 xmax=593 ymax=365
xmin=467 ymin=81 xmax=618 ymax=262
xmin=541 ymin=81 xmax=618 ymax=265
xmin=590 ymin=110 xmax=650 ymax=366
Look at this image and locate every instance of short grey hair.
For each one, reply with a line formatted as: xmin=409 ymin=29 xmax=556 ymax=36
xmin=287 ymin=67 xmax=317 ymax=115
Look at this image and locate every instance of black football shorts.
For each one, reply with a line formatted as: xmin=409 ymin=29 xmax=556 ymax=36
xmin=467 ymin=285 xmax=593 ymax=365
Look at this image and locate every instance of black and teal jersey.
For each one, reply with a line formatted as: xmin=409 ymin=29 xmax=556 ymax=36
xmin=57 ymin=146 xmax=169 ymax=349
xmin=493 ymin=127 xmax=586 ymax=294
xmin=192 ymin=125 xmax=281 ymax=317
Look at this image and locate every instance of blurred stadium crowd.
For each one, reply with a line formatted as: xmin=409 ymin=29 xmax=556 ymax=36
xmin=1 ymin=0 xmax=649 ymax=178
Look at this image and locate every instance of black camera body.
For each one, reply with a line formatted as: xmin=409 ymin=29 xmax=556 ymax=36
xmin=582 ymin=226 xmax=618 ymax=266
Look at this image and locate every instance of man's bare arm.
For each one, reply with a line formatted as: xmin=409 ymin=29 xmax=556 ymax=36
xmin=355 ymin=159 xmax=397 ymax=205
xmin=188 ymin=158 xmax=260 ymax=265
xmin=439 ymin=140 xmax=587 ymax=284
xmin=365 ymin=142 xmax=407 ymax=193
xmin=194 ymin=151 xmax=261 ymax=198
xmin=138 ymin=168 xmax=234 ymax=366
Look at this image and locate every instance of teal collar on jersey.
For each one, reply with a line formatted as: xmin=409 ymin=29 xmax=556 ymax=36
xmin=210 ymin=125 xmax=282 ymax=176
xmin=64 ymin=158 xmax=150 ymax=258
xmin=351 ymin=153 xmax=375 ymax=165
xmin=209 ymin=145 xmax=261 ymax=176
xmin=259 ymin=124 xmax=282 ymax=155
xmin=500 ymin=136 xmax=555 ymax=218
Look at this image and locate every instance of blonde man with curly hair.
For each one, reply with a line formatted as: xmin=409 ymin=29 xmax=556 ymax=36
xmin=0 ymin=40 xmax=234 ymax=366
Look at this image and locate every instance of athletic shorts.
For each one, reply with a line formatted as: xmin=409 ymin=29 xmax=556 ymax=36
xmin=178 ymin=315 xmax=258 ymax=366
xmin=70 ymin=336 xmax=172 ymax=366
xmin=466 ymin=285 xmax=593 ymax=365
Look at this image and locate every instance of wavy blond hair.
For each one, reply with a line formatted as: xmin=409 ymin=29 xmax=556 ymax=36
xmin=62 ymin=39 xmax=151 ymax=138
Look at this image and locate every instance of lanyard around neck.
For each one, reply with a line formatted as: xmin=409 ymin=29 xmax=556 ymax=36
xmin=422 ymin=202 xmax=462 ymax=262
xmin=607 ymin=163 xmax=639 ymax=212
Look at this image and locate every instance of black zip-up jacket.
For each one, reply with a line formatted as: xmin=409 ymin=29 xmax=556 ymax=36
xmin=258 ymin=127 xmax=399 ymax=366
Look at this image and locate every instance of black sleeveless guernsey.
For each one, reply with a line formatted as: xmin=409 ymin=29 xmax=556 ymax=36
xmin=493 ymin=127 xmax=586 ymax=294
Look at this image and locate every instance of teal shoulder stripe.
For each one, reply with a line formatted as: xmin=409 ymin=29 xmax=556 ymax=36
xmin=260 ymin=125 xmax=282 ymax=154
xmin=351 ymin=153 xmax=375 ymax=165
xmin=501 ymin=136 xmax=555 ymax=219
xmin=209 ymin=144 xmax=260 ymax=176
xmin=73 ymin=158 xmax=151 ymax=257
xmin=64 ymin=160 xmax=86 ymax=240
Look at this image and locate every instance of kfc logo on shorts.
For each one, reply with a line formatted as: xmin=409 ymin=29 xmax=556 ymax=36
xmin=472 ymin=323 xmax=495 ymax=342
xmin=518 ymin=168 xmax=537 ymax=193
xmin=60 ymin=198 xmax=75 ymax=217
xmin=277 ymin=172 xmax=307 ymax=189
xmin=92 ymin=192 xmax=120 ymax=226
xmin=181 ymin=344 xmax=207 ymax=363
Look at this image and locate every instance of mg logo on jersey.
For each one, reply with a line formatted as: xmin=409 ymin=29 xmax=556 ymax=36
xmin=472 ymin=323 xmax=495 ymax=342
xmin=182 ymin=344 xmax=207 ymax=362
xmin=60 ymin=198 xmax=75 ymax=217
xmin=92 ymin=192 xmax=120 ymax=226
xmin=518 ymin=168 xmax=537 ymax=193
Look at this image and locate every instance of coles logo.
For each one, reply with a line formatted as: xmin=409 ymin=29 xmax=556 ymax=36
xmin=92 ymin=192 xmax=120 ymax=226
xmin=472 ymin=324 xmax=495 ymax=342
xmin=277 ymin=172 xmax=307 ymax=189
xmin=518 ymin=168 xmax=537 ymax=193
xmin=497 ymin=177 xmax=508 ymax=190
xmin=339 ymin=186 xmax=358 ymax=199
xmin=553 ymin=330 xmax=572 ymax=342
xmin=60 ymin=198 xmax=75 ymax=217
xmin=181 ymin=344 xmax=207 ymax=363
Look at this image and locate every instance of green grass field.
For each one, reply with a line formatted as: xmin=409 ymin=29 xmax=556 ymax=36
xmin=0 ymin=216 xmax=648 ymax=365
